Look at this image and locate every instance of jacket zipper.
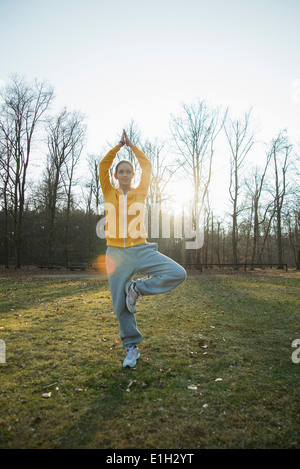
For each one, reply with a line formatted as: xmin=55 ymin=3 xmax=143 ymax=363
xmin=122 ymin=190 xmax=127 ymax=247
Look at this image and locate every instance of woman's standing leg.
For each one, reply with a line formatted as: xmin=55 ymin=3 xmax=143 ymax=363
xmin=106 ymin=247 xmax=142 ymax=348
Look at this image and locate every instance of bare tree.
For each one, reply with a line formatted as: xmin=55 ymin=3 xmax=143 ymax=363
xmin=170 ymin=99 xmax=226 ymax=262
xmin=244 ymin=152 xmax=273 ymax=267
xmin=62 ymin=120 xmax=86 ymax=265
xmin=141 ymin=139 xmax=175 ymax=207
xmin=42 ymin=107 xmax=86 ymax=264
xmin=224 ymin=108 xmax=255 ymax=268
xmin=85 ymin=153 xmax=103 ymax=215
xmin=291 ymin=149 xmax=300 ymax=269
xmin=170 ymin=100 xmax=225 ymax=212
xmin=0 ymin=121 xmax=14 ymax=267
xmin=286 ymin=207 xmax=300 ymax=269
xmin=0 ymin=75 xmax=54 ymax=267
xmin=267 ymin=129 xmax=292 ymax=268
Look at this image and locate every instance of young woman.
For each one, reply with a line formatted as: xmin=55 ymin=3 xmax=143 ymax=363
xmin=99 ymin=130 xmax=186 ymax=368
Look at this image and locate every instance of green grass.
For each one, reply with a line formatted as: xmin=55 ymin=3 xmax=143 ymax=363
xmin=0 ymin=268 xmax=299 ymax=449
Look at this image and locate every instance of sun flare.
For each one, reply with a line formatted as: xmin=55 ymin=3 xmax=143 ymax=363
xmin=169 ymin=180 xmax=194 ymax=215
xmin=93 ymin=255 xmax=116 ymax=276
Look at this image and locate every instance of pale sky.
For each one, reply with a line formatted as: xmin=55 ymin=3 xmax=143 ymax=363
xmin=1 ymin=0 xmax=300 ymax=212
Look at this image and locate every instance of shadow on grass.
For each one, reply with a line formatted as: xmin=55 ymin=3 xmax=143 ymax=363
xmin=0 ymin=276 xmax=107 ymax=315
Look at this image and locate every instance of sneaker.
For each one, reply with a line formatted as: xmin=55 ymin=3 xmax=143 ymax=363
xmin=125 ymin=281 xmax=141 ymax=314
xmin=123 ymin=346 xmax=140 ymax=368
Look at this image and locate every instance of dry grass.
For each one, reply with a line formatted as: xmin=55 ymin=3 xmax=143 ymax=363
xmin=0 ymin=267 xmax=299 ymax=449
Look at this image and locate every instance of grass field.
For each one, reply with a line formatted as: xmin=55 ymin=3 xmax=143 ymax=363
xmin=0 ymin=267 xmax=299 ymax=449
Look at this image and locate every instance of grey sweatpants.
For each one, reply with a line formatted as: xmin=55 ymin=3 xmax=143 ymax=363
xmin=105 ymin=242 xmax=186 ymax=347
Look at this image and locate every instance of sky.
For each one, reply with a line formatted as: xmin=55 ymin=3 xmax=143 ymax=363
xmin=1 ymin=0 xmax=300 ymax=212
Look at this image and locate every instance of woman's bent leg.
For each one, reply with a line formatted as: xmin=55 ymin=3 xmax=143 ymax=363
xmin=133 ymin=243 xmax=186 ymax=295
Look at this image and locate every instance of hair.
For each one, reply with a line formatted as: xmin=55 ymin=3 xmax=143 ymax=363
xmin=114 ymin=160 xmax=135 ymax=177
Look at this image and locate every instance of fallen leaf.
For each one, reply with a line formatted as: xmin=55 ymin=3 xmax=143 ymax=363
xmin=127 ymin=380 xmax=136 ymax=388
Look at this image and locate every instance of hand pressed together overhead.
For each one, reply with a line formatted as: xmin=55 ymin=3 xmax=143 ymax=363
xmin=119 ymin=129 xmax=133 ymax=148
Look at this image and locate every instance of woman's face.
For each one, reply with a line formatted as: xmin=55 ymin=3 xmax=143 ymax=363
xmin=115 ymin=162 xmax=134 ymax=189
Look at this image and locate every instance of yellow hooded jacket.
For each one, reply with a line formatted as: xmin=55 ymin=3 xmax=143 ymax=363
xmin=99 ymin=145 xmax=152 ymax=247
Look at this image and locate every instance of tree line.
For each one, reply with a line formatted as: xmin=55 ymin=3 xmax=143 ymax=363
xmin=0 ymin=75 xmax=299 ymax=270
